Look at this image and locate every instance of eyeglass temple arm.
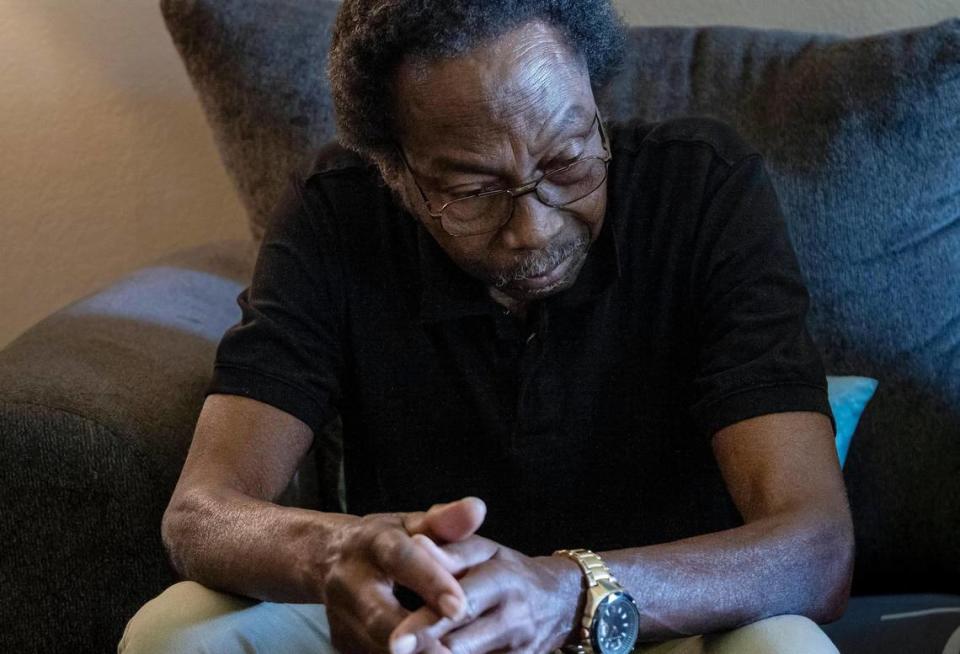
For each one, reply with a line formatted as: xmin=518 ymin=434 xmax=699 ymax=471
xmin=396 ymin=144 xmax=444 ymax=217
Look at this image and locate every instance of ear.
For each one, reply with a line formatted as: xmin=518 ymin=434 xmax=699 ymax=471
xmin=368 ymin=147 xmax=400 ymax=184
xmin=376 ymin=158 xmax=404 ymax=191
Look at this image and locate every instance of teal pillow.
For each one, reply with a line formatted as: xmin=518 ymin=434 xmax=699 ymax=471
xmin=827 ymin=375 xmax=878 ymax=468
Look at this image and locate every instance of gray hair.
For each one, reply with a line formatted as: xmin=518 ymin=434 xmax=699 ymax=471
xmin=327 ymin=0 xmax=628 ymax=180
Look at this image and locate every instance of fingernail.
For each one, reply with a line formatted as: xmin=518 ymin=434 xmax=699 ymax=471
xmin=465 ymin=496 xmax=486 ymax=512
xmin=391 ymin=633 xmax=417 ymax=654
xmin=439 ymin=592 xmax=464 ymax=620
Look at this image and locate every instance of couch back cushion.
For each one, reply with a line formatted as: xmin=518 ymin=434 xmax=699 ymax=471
xmin=597 ymin=19 xmax=960 ymax=594
xmin=161 ymin=0 xmax=341 ymax=242
xmin=161 ymin=0 xmax=960 ymax=593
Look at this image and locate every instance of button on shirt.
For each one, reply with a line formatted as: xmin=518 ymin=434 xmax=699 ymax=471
xmin=206 ymin=116 xmax=835 ymax=556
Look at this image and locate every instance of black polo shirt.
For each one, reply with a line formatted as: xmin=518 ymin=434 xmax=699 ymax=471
xmin=206 ymin=116 xmax=835 ymax=556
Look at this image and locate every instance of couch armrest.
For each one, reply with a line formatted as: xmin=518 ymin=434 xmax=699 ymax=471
xmin=0 ymin=239 xmax=298 ymax=652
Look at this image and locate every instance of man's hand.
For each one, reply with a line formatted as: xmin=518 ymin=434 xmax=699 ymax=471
xmin=321 ymin=497 xmax=490 ymax=654
xmin=389 ymin=537 xmax=582 ymax=654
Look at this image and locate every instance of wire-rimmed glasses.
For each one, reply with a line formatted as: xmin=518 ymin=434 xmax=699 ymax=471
xmin=398 ymin=111 xmax=612 ymax=237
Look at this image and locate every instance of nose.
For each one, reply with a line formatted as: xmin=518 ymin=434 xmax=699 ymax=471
xmin=499 ymin=191 xmax=564 ymax=251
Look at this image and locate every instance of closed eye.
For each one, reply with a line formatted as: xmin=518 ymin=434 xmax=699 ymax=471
xmin=550 ymin=156 xmax=581 ymax=171
xmin=447 ymin=182 xmax=504 ymax=198
xmin=545 ymin=147 xmax=586 ymax=171
xmin=442 ymin=150 xmax=585 ymax=197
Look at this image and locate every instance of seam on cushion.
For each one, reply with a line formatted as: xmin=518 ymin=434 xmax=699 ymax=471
xmin=0 ymin=399 xmax=158 ymax=482
xmin=1 ymin=399 xmax=129 ymax=439
xmin=211 ymin=363 xmax=327 ymax=410
xmin=0 ymin=397 xmax=168 ymax=579
xmin=694 ymin=380 xmax=828 ymax=413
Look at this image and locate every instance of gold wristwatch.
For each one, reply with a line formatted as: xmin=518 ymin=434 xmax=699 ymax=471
xmin=551 ymin=548 xmax=641 ymax=654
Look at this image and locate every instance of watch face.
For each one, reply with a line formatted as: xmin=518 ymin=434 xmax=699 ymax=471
xmin=592 ymin=593 xmax=640 ymax=654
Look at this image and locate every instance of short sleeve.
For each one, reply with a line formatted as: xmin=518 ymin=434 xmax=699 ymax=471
xmin=687 ymin=153 xmax=836 ymax=440
xmin=205 ymin=173 xmax=345 ymax=436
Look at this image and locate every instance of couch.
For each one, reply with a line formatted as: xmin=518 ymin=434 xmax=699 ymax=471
xmin=1 ymin=1 xmax=958 ymax=652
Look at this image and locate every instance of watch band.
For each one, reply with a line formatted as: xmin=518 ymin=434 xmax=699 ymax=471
xmin=553 ymin=548 xmax=642 ymax=654
xmin=553 ymin=548 xmax=617 ymax=586
xmin=552 ymin=548 xmax=617 ymax=654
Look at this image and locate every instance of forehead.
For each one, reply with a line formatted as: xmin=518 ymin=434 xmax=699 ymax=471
xmin=394 ymin=20 xmax=595 ymax=161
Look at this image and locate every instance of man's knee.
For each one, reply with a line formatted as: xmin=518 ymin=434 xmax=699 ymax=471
xmin=118 ymin=580 xmax=257 ymax=654
xmin=704 ymin=614 xmax=839 ymax=654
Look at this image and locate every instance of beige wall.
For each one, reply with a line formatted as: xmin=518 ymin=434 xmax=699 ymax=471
xmin=616 ymin=0 xmax=960 ymax=35
xmin=1 ymin=0 xmax=958 ymax=349
xmin=0 ymin=1 xmax=249 ymax=350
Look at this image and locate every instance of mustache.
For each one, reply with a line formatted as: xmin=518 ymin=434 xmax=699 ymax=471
xmin=493 ymin=234 xmax=590 ymax=287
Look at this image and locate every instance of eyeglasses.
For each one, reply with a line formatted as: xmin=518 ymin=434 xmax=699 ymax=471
xmin=397 ymin=111 xmax=612 ymax=237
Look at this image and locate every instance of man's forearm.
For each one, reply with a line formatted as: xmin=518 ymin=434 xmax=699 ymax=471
xmin=552 ymin=509 xmax=853 ymax=643
xmin=161 ymin=486 xmax=358 ymax=604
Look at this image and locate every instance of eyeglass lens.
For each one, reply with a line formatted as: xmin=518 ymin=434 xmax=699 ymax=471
xmin=441 ymin=158 xmax=608 ymax=237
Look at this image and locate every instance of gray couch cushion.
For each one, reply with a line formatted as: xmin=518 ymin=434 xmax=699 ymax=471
xmin=596 ymin=19 xmax=960 ymax=594
xmin=0 ymin=239 xmax=259 ymax=652
xmin=160 ymin=0 xmax=960 ymax=592
xmin=161 ymin=0 xmax=341 ymax=241
xmin=0 ymin=239 xmax=257 ymax=454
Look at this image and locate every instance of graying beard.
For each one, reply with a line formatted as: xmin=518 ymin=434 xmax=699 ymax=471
xmin=493 ymin=233 xmax=590 ymax=287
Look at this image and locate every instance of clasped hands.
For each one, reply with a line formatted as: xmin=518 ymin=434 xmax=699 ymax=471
xmin=321 ymin=497 xmax=581 ymax=654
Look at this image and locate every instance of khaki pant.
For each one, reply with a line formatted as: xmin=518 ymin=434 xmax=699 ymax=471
xmin=119 ymin=581 xmax=839 ymax=654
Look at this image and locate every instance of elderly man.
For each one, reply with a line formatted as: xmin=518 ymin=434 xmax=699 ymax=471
xmin=119 ymin=1 xmax=853 ymax=653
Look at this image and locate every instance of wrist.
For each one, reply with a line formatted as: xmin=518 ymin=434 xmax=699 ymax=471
xmin=302 ymin=511 xmax=362 ymax=604
xmin=538 ymin=554 xmax=587 ymax=649
xmin=551 ymin=549 xmax=643 ymax=654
